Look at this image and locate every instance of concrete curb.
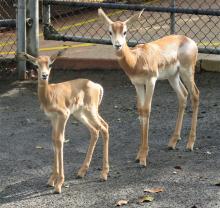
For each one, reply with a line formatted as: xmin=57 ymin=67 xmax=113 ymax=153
xmin=200 ymin=59 xmax=220 ymax=72
xmin=54 ymin=55 xmax=220 ymax=72
xmin=54 ymin=57 xmax=120 ymax=70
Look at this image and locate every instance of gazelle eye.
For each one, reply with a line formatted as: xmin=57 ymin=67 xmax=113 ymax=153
xmin=109 ymin=31 xmax=112 ymax=36
xmin=123 ymin=31 xmax=127 ymax=35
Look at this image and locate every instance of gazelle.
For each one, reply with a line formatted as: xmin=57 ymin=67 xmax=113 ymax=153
xmin=20 ymin=50 xmax=109 ymax=193
xmin=98 ymin=8 xmax=199 ymax=167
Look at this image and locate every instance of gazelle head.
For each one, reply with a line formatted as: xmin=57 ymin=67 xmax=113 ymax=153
xmin=20 ymin=49 xmax=67 ymax=81
xmin=98 ymin=8 xmax=143 ymax=51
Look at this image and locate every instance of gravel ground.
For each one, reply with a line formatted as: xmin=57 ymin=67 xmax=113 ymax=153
xmin=0 ymin=70 xmax=220 ymax=208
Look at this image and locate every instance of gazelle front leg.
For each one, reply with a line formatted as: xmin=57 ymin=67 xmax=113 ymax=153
xmin=134 ymin=84 xmax=145 ymax=163
xmin=135 ymin=78 xmax=156 ymax=167
xmin=48 ymin=118 xmax=58 ymax=187
xmin=49 ymin=114 xmax=68 ymax=194
xmin=47 ymin=138 xmax=59 ymax=187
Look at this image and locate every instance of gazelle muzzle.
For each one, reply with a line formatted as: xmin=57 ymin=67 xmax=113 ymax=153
xmin=42 ymin=74 xmax=49 ymax=80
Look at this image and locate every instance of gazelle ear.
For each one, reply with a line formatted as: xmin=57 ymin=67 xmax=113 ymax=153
xmin=124 ymin=9 xmax=144 ymax=27
xmin=18 ymin=52 xmax=37 ymax=65
xmin=50 ymin=48 xmax=67 ymax=63
xmin=98 ymin=8 xmax=113 ymax=25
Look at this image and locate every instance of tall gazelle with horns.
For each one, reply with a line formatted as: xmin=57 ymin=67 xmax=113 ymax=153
xmin=20 ymin=50 xmax=109 ymax=193
xmin=98 ymin=8 xmax=199 ymax=166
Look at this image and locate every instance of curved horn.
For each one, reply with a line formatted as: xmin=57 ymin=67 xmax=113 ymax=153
xmin=98 ymin=8 xmax=113 ymax=24
xmin=18 ymin=52 xmax=37 ymax=63
xmin=124 ymin=9 xmax=144 ymax=26
xmin=50 ymin=48 xmax=68 ymax=62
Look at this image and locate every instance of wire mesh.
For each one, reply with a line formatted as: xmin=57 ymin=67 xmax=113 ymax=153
xmin=0 ymin=0 xmax=16 ymax=79
xmin=44 ymin=0 xmax=220 ymax=54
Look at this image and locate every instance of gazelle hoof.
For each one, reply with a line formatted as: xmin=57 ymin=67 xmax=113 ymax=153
xmin=186 ymin=144 xmax=194 ymax=151
xmin=53 ymin=190 xmax=61 ymax=194
xmin=76 ymin=174 xmax=84 ymax=179
xmin=168 ymin=136 xmax=181 ymax=150
xmin=168 ymin=145 xmax=176 ymax=150
xmin=139 ymin=160 xmax=147 ymax=167
xmin=100 ymin=172 xmax=108 ymax=181
xmin=54 ymin=185 xmax=62 ymax=194
xmin=46 ymin=183 xmax=54 ymax=188
xmin=186 ymin=142 xmax=194 ymax=151
xmin=77 ymin=168 xmax=87 ymax=178
xmin=135 ymin=158 xmax=140 ymax=163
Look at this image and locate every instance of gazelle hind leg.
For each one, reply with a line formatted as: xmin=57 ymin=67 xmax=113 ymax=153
xmin=77 ymin=111 xmax=109 ymax=181
xmin=76 ymin=113 xmax=100 ymax=178
xmin=168 ymin=74 xmax=188 ymax=149
xmin=98 ymin=115 xmax=109 ymax=181
xmin=86 ymin=112 xmax=109 ymax=180
xmin=180 ymin=68 xmax=200 ymax=151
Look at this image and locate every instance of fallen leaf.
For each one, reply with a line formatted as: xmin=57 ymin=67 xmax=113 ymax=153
xmin=173 ymin=171 xmax=177 ymax=174
xmin=64 ymin=184 xmax=69 ymax=188
xmin=214 ymin=182 xmax=220 ymax=186
xmin=35 ymin=145 xmax=44 ymax=149
xmin=64 ymin=139 xmax=70 ymax=143
xmin=174 ymin=165 xmax=182 ymax=170
xmin=115 ymin=199 xmax=128 ymax=206
xmin=138 ymin=195 xmax=154 ymax=203
xmin=206 ymin=151 xmax=211 ymax=155
xmin=144 ymin=187 xmax=165 ymax=193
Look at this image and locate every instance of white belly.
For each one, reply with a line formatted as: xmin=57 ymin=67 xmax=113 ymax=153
xmin=130 ymin=76 xmax=147 ymax=85
xmin=158 ymin=63 xmax=179 ymax=80
xmin=44 ymin=110 xmax=57 ymax=120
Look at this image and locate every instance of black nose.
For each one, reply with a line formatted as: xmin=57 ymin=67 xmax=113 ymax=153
xmin=42 ymin=74 xmax=48 ymax=80
xmin=115 ymin=44 xmax=122 ymax=49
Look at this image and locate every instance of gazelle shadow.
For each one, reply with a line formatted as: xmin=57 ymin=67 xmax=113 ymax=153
xmin=0 ymin=176 xmax=53 ymax=205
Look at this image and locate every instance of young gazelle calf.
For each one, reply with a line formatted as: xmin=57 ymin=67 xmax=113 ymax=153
xmin=21 ymin=51 xmax=109 ymax=193
xmin=99 ymin=9 xmax=200 ymax=167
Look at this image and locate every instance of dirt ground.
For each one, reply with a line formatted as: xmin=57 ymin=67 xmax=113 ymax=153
xmin=0 ymin=70 xmax=220 ymax=208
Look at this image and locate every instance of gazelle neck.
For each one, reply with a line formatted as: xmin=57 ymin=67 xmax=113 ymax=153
xmin=38 ymin=79 xmax=51 ymax=106
xmin=115 ymin=42 xmax=137 ymax=72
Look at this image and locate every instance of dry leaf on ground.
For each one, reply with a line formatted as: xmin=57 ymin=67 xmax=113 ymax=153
xmin=144 ymin=187 xmax=165 ymax=193
xmin=35 ymin=145 xmax=44 ymax=149
xmin=64 ymin=139 xmax=70 ymax=143
xmin=138 ymin=195 xmax=154 ymax=204
xmin=174 ymin=165 xmax=182 ymax=170
xmin=115 ymin=199 xmax=129 ymax=206
xmin=214 ymin=181 xmax=220 ymax=186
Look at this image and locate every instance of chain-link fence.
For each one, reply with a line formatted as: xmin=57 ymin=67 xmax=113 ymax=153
xmin=0 ymin=0 xmax=17 ymax=79
xmin=43 ymin=0 xmax=220 ymax=54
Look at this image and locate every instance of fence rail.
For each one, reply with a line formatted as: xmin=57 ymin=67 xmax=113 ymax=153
xmin=43 ymin=0 xmax=220 ymax=54
xmin=0 ymin=0 xmax=220 ymax=79
xmin=0 ymin=19 xmax=16 ymax=27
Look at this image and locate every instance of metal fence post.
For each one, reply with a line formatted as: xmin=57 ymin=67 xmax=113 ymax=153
xmin=16 ymin=0 xmax=26 ymax=80
xmin=43 ymin=2 xmax=51 ymax=39
xmin=26 ymin=0 xmax=39 ymax=57
xmin=43 ymin=2 xmax=51 ymax=25
xmin=170 ymin=0 xmax=176 ymax=34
